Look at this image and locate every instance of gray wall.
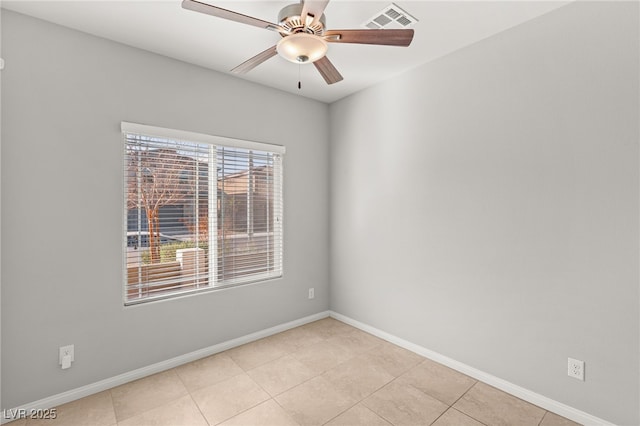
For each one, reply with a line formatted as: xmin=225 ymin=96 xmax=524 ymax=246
xmin=329 ymin=2 xmax=638 ymax=424
xmin=1 ymin=10 xmax=329 ymax=408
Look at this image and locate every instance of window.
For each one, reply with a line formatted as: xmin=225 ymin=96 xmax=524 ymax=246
xmin=123 ymin=122 xmax=284 ymax=304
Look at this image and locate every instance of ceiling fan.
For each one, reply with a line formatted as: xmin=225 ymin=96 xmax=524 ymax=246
xmin=181 ymin=0 xmax=415 ymax=85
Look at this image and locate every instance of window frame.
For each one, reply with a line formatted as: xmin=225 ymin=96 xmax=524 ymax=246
xmin=122 ymin=122 xmax=285 ymax=305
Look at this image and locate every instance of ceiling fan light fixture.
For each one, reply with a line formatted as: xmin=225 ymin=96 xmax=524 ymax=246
xmin=277 ymin=33 xmax=328 ymax=64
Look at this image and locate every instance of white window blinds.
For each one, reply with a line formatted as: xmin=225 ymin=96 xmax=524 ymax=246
xmin=123 ymin=122 xmax=284 ymax=304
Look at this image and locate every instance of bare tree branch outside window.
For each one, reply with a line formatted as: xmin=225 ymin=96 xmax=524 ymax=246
xmin=126 ymin=143 xmax=195 ymax=263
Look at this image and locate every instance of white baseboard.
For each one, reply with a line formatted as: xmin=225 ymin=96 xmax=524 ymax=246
xmin=1 ymin=310 xmax=330 ymax=425
xmin=329 ymin=311 xmax=612 ymax=426
xmin=2 ymin=310 xmax=612 ymax=425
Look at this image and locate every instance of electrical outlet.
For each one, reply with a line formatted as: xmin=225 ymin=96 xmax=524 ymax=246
xmin=59 ymin=345 xmax=74 ymax=366
xmin=568 ymin=357 xmax=584 ymax=381
xmin=308 ymin=288 xmax=315 ymax=299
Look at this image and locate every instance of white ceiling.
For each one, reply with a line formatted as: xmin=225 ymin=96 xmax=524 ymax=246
xmin=2 ymin=0 xmax=570 ymax=103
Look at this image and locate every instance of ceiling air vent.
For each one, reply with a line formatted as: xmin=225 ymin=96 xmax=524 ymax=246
xmin=362 ymin=3 xmax=418 ymax=30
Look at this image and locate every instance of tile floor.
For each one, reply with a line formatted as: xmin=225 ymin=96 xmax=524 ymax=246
xmin=8 ymin=318 xmax=580 ymax=426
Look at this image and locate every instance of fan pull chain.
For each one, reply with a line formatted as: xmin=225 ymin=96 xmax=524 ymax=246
xmin=298 ymin=64 xmax=302 ymax=90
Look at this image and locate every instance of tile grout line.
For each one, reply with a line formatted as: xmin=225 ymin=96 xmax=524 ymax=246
xmin=406 ymin=377 xmax=492 ymax=426
xmin=239 ymin=368 xmax=277 ymax=418
xmin=106 ymin=389 xmax=117 ymax=426
xmin=320 ymin=335 xmax=460 ymax=426
xmin=269 ymin=397 xmax=302 ymax=426
xmin=272 ymin=334 xmax=351 ymax=425
xmin=443 ymin=407 xmax=492 ymax=426
xmin=538 ymin=410 xmax=550 ymax=426
xmin=318 ymin=357 xmax=393 ymax=426
xmin=173 ymin=366 xmax=212 ymax=425
xmin=450 ymin=379 xmax=478 ymax=407
xmin=427 ymin=407 xmax=450 ymax=426
xmin=425 ymin=377 xmax=474 ymax=426
xmin=445 ymin=381 xmax=494 ymax=426
xmin=396 ymin=367 xmax=473 ymax=411
xmin=360 ymin=396 xmax=397 ymax=426
xmin=318 ymin=398 xmax=360 ymax=426
xmin=275 ymin=322 xmax=385 ymax=425
xmin=110 ymin=369 xmax=190 ymax=425
xmin=216 ymin=322 xmax=348 ymax=425
xmin=189 ymin=366 xmax=271 ymax=425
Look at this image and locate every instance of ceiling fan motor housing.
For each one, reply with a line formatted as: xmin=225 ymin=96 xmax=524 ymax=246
xmin=278 ymin=3 xmax=326 ymax=36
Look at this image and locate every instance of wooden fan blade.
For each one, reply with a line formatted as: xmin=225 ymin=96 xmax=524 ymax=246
xmin=182 ymin=0 xmax=284 ymax=32
xmin=301 ymin=0 xmax=330 ymax=28
xmin=231 ymin=45 xmax=278 ymax=74
xmin=313 ymin=56 xmax=343 ymax=85
xmin=324 ymin=29 xmax=414 ymax=46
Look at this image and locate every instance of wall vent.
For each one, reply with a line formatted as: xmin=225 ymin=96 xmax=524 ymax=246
xmin=362 ymin=3 xmax=418 ymax=30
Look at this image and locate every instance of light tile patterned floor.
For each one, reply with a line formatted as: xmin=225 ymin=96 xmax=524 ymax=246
xmin=9 ymin=318 xmax=580 ymax=426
